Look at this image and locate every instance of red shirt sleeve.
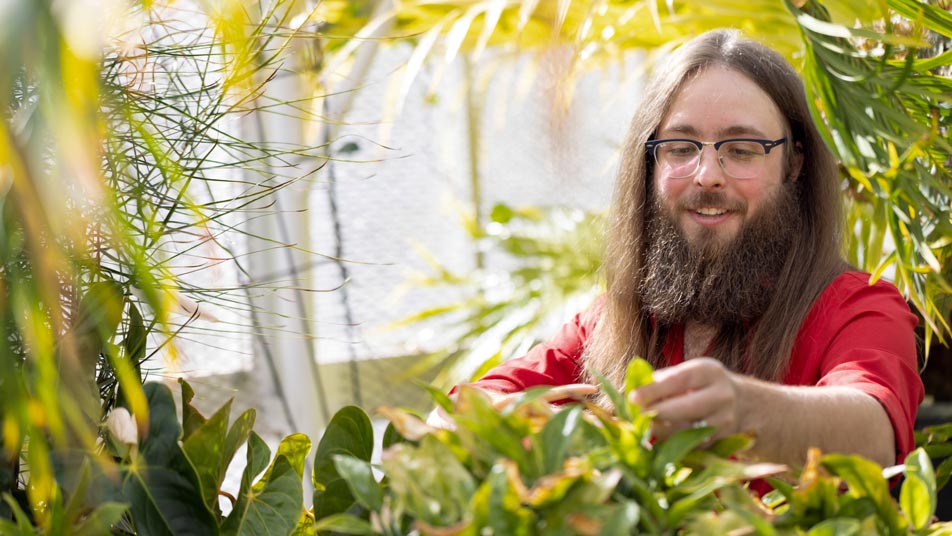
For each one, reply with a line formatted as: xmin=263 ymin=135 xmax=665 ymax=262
xmin=466 ymin=296 xmax=605 ymax=393
xmin=794 ymin=272 xmax=924 ymax=464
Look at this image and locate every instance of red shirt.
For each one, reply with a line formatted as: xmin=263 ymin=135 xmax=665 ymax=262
xmin=471 ymin=271 xmax=924 ymax=465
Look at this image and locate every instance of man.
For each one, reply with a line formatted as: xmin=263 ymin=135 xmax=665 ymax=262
xmin=431 ymin=30 xmax=923 ymax=471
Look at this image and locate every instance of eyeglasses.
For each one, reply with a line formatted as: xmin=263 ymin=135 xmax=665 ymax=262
xmin=645 ymin=137 xmax=787 ymax=179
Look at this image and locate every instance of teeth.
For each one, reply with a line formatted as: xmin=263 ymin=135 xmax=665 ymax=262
xmin=695 ymin=207 xmax=726 ymax=216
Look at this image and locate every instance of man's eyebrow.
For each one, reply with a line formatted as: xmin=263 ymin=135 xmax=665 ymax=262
xmin=719 ymin=125 xmax=770 ymax=138
xmin=658 ymin=124 xmax=771 ymax=138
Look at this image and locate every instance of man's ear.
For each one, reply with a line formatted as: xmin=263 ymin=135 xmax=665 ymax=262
xmin=788 ymin=142 xmax=804 ymax=182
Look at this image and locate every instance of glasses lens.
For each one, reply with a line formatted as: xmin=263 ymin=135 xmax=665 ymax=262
xmin=655 ymin=141 xmax=700 ymax=178
xmin=718 ymin=141 xmax=767 ymax=179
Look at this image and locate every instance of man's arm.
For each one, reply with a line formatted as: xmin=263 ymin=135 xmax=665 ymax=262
xmin=630 ymin=358 xmax=896 ymax=468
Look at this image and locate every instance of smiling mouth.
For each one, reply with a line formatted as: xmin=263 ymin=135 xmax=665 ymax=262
xmin=694 ymin=207 xmax=728 ymax=216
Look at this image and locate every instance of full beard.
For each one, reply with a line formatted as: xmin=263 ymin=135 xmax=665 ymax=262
xmin=639 ymin=184 xmax=801 ymax=325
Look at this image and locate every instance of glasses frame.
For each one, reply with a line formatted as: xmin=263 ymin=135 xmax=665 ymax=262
xmin=644 ymin=137 xmax=787 ymax=179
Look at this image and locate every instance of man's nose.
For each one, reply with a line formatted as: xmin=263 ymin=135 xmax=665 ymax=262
xmin=693 ymin=146 xmax=726 ymax=189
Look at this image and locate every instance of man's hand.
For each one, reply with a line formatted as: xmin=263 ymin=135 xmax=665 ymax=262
xmin=425 ymin=384 xmax=598 ymax=430
xmin=629 ymin=358 xmax=896 ymax=467
xmin=629 ymin=357 xmax=740 ymax=440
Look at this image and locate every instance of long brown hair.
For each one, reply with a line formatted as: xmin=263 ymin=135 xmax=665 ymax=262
xmin=582 ymin=30 xmax=845 ymax=394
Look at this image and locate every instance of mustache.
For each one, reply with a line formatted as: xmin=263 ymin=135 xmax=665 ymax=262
xmin=675 ymin=191 xmax=746 ymax=212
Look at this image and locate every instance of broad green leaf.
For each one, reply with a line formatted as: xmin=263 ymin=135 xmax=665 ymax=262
xmin=313 ymin=406 xmax=374 ymax=519
xmin=179 ymin=379 xmax=207 ymax=439
xmin=310 ymin=513 xmax=376 ymax=534
xmin=936 ymin=457 xmax=952 ymax=492
xmin=381 ymin=421 xmax=405 ymax=449
xmin=624 ymin=358 xmax=654 ymax=419
xmin=806 ymin=518 xmax=862 ymax=536
xmin=243 ymin=432 xmax=273 ymax=492
xmin=707 ymin=433 xmax=755 ymax=458
xmin=717 ymin=485 xmax=777 ymax=535
xmin=598 ymin=501 xmax=639 ymax=535
xmin=383 ymin=436 xmax=476 ymax=527
xmin=71 ymin=502 xmax=129 ymax=536
xmin=900 ymin=448 xmax=937 ymax=530
xmin=420 ymin=383 xmax=454 ymax=413
xmin=221 ymin=454 xmax=304 ymax=536
xmin=453 ymin=386 xmax=532 ymax=472
xmin=539 ymin=405 xmax=583 ymax=474
xmin=222 ymin=409 xmax=257 ymax=489
xmin=122 ymin=382 xmax=218 ymax=536
xmin=623 ymin=357 xmax=653 ymax=393
xmin=60 ymin=456 xmax=95 ymax=528
xmin=683 ymin=510 xmax=757 ymax=536
xmin=481 ymin=463 xmax=533 ymax=535
xmin=332 ymin=455 xmax=383 ymax=512
xmin=1 ymin=495 xmax=34 ymax=534
xmin=257 ymin=434 xmax=311 ymax=489
xmin=183 ymin=396 xmax=233 ymax=512
xmin=822 ymin=453 xmax=905 ymax=532
xmin=668 ymin=457 xmax=785 ymax=525
xmin=652 ymin=426 xmax=716 ymax=481
xmin=917 ymin=422 xmax=952 ymax=447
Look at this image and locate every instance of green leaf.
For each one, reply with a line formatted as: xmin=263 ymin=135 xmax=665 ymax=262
xmin=382 ymin=436 xmax=476 ymax=527
xmin=332 ymin=455 xmax=383 ymax=512
xmin=706 ymin=434 xmax=754 ymax=458
xmin=182 ymin=396 xmax=233 ymax=512
xmin=588 ymin=367 xmax=628 ymax=421
xmin=259 ymin=434 xmax=311 ymax=487
xmin=71 ymin=502 xmax=129 ymax=536
xmin=652 ymin=426 xmax=716 ymax=481
xmin=222 ymin=409 xmax=257 ymax=489
xmin=623 ymin=358 xmax=654 ymax=419
xmin=935 ymin=457 xmax=952 ymax=492
xmin=221 ymin=454 xmax=304 ymax=536
xmin=179 ymin=379 xmax=208 ymax=439
xmin=420 ymin=383 xmax=454 ymax=413
xmin=310 ymin=513 xmax=376 ymax=534
xmin=822 ymin=453 xmax=905 ymax=532
xmin=478 ymin=463 xmax=533 ymax=535
xmin=312 ymin=406 xmax=374 ymax=519
xmin=381 ymin=421 xmax=405 ymax=449
xmin=122 ymin=382 xmax=218 ymax=536
xmin=598 ymin=501 xmax=639 ymax=535
xmin=243 ymin=432 xmax=273 ymax=492
xmin=900 ymin=448 xmax=937 ymax=531
xmin=0 ymin=495 xmax=34 ymax=534
xmin=539 ymin=405 xmax=583 ymax=474
xmin=116 ymin=300 xmax=146 ymax=413
xmin=806 ymin=518 xmax=862 ymax=536
xmin=623 ymin=357 xmax=654 ymax=393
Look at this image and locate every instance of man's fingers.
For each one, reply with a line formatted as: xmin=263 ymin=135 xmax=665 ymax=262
xmin=630 ymin=358 xmax=724 ymax=407
xmin=541 ymin=383 xmax=598 ymax=401
xmin=491 ymin=384 xmax=597 ymax=410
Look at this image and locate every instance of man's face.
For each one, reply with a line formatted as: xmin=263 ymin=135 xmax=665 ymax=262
xmin=652 ymin=66 xmax=792 ymax=250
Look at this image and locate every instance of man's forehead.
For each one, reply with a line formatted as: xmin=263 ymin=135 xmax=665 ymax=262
xmin=658 ymin=123 xmax=771 ymax=139
xmin=656 ymin=66 xmax=788 ymax=139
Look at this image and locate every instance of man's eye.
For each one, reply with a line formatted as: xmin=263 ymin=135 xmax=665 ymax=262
xmin=724 ymin=143 xmax=760 ymax=159
xmin=664 ymin=144 xmax=696 ymax=156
